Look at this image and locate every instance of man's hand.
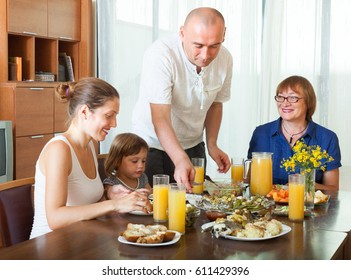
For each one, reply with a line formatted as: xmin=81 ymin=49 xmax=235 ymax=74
xmin=173 ymin=157 xmax=196 ymax=192
xmin=208 ymin=146 xmax=230 ymax=173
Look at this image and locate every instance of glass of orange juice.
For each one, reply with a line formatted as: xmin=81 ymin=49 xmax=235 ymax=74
xmin=231 ymin=157 xmax=244 ymax=183
xmin=153 ymin=174 xmax=169 ymax=222
xmin=191 ymin=158 xmax=205 ymax=194
xmin=288 ymin=174 xmax=305 ymax=222
xmin=168 ymin=183 xmax=186 ymax=234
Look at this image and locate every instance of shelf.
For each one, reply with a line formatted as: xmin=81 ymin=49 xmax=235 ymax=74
xmin=8 ymin=34 xmax=34 ymax=81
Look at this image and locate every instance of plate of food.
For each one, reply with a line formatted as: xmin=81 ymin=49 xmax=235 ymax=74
xmin=188 ymin=193 xmax=275 ymax=214
xmin=314 ymin=190 xmax=330 ymax=206
xmin=201 ymin=218 xmax=291 ymax=241
xmin=266 ymin=185 xmax=289 ymax=204
xmin=118 ymin=231 xmax=180 ymax=247
xmin=220 ymin=224 xmax=291 ymax=241
xmin=128 ymin=210 xmax=153 ymax=216
xmin=118 ymin=223 xmax=181 ymax=247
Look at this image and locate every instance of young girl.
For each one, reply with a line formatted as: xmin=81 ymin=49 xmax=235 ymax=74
xmin=103 ymin=133 xmax=152 ymax=210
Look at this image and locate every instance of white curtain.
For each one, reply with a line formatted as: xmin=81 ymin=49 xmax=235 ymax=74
xmin=96 ymin=0 xmax=351 ymax=186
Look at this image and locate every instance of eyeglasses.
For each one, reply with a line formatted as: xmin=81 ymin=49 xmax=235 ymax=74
xmin=274 ymin=95 xmax=303 ymax=103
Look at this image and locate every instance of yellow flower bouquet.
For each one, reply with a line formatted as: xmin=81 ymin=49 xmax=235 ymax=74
xmin=281 ymin=139 xmax=334 ymax=209
xmin=281 ymin=139 xmax=334 ymax=173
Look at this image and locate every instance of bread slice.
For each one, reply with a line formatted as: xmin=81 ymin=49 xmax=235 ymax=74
xmin=127 ymin=223 xmax=146 ymax=230
xmin=163 ymin=231 xmax=176 ymax=242
xmin=137 ymin=232 xmax=165 ymax=244
xmin=146 ymin=224 xmax=168 ymax=232
xmin=122 ymin=229 xmax=146 ymax=242
xmin=126 ymin=223 xmax=153 ymax=235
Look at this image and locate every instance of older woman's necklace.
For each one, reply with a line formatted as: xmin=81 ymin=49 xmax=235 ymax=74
xmin=282 ymin=122 xmax=308 ymax=145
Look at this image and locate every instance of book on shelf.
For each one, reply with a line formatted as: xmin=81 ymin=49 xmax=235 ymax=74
xmin=59 ymin=52 xmax=75 ymax=82
xmin=35 ymin=71 xmax=55 ymax=82
xmin=65 ymin=55 xmax=75 ymax=82
xmin=8 ymin=57 xmax=22 ymax=81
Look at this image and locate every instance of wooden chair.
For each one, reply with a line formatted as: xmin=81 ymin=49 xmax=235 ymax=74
xmin=97 ymin=153 xmax=108 ymax=182
xmin=0 ymin=177 xmax=35 ymax=248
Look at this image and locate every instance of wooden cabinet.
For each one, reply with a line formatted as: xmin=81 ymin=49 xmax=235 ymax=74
xmin=8 ymin=0 xmax=81 ymax=40
xmin=0 ymin=84 xmax=68 ymax=179
xmin=55 ymin=95 xmax=69 ymax=132
xmin=0 ymin=0 xmax=92 ymax=83
xmin=0 ymin=0 xmax=92 ymax=179
xmin=48 ymin=0 xmax=81 ymax=40
xmin=7 ymin=0 xmax=48 ymax=36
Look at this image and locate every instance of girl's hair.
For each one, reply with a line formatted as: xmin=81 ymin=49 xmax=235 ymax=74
xmin=104 ymin=133 xmax=149 ymax=177
xmin=276 ymin=75 xmax=316 ymax=121
xmin=55 ymin=77 xmax=120 ymax=125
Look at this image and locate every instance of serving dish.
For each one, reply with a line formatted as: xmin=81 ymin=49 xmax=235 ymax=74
xmin=118 ymin=231 xmax=181 ymax=247
xmin=187 ymin=193 xmax=274 ymax=214
xmin=201 ymin=222 xmax=291 ymax=241
xmin=273 ymin=205 xmax=313 ymax=216
xmin=204 ymin=179 xmax=243 ymax=196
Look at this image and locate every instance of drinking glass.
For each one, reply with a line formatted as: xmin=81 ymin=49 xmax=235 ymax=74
xmin=153 ymin=174 xmax=169 ymax=222
xmin=168 ymin=183 xmax=186 ymax=234
xmin=231 ymin=157 xmax=244 ymax=183
xmin=288 ymin=174 xmax=305 ymax=222
xmin=191 ymin=157 xmax=205 ymax=194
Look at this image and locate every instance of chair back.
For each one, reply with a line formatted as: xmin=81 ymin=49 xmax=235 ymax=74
xmin=0 ymin=177 xmax=35 ymax=247
xmin=97 ymin=153 xmax=108 ymax=182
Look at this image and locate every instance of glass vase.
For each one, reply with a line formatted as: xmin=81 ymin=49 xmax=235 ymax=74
xmin=300 ymin=168 xmax=316 ymax=210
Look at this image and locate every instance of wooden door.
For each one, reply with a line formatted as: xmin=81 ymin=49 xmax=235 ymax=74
xmin=15 ymin=87 xmax=54 ymax=137
xmin=15 ymin=134 xmax=53 ymax=179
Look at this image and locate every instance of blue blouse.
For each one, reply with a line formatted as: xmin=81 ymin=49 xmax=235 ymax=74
xmin=247 ymin=118 xmax=342 ymax=185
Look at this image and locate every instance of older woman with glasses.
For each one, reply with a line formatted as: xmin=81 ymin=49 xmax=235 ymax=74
xmin=247 ymin=75 xmax=341 ymax=190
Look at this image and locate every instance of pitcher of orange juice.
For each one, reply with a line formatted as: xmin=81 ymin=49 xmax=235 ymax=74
xmin=245 ymin=152 xmax=273 ymax=196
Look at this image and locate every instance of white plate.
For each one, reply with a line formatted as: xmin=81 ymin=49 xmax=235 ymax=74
xmin=129 ymin=210 xmax=153 ymax=216
xmin=314 ymin=194 xmax=330 ymax=206
xmin=118 ymin=231 xmax=181 ymax=247
xmin=201 ymin=222 xmax=291 ymax=241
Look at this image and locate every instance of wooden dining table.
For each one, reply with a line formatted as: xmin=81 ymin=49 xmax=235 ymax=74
xmin=0 ymin=190 xmax=350 ymax=260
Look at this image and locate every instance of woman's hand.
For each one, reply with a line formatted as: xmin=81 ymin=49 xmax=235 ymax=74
xmin=111 ymin=188 xmax=151 ymax=213
xmin=107 ymin=184 xmax=131 ymax=200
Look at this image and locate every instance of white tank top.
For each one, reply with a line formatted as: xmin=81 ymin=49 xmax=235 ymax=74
xmin=30 ymin=135 xmax=104 ymax=238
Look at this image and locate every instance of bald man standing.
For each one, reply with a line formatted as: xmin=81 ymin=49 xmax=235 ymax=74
xmin=132 ymin=7 xmax=233 ymax=190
